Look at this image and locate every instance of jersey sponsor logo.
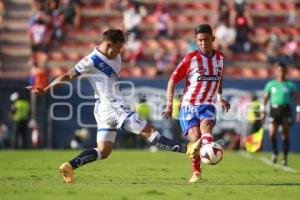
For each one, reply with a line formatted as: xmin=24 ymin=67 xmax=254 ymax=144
xmin=197 ymin=75 xmax=222 ymax=81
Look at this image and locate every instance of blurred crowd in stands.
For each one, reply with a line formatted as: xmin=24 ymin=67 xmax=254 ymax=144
xmin=26 ymin=0 xmax=300 ymax=79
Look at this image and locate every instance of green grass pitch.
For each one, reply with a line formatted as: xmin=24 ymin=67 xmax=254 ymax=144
xmin=0 ymin=150 xmax=300 ymax=200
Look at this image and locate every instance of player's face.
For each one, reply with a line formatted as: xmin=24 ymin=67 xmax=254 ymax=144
xmin=196 ymin=33 xmax=215 ymax=56
xmin=275 ymin=66 xmax=286 ymax=79
xmin=107 ymin=41 xmax=124 ymax=59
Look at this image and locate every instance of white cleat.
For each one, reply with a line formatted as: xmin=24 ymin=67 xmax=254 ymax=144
xmin=189 ymin=172 xmax=201 ymax=183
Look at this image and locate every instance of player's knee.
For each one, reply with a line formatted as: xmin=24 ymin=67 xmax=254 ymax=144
xmin=99 ymin=148 xmax=112 ymax=159
xmin=200 ymin=119 xmax=214 ymax=132
xmin=96 ymin=142 xmax=113 ymax=159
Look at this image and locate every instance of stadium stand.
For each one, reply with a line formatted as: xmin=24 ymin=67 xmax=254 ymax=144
xmin=0 ymin=0 xmax=299 ymax=78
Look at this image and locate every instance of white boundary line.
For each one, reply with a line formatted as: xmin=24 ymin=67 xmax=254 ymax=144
xmin=239 ymin=151 xmax=299 ymax=173
xmin=259 ymin=157 xmax=299 ymax=173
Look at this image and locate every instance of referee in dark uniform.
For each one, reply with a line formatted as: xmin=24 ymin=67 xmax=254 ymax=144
xmin=262 ymin=62 xmax=300 ymax=166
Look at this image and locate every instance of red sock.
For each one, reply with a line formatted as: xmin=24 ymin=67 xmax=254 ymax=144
xmin=192 ymin=155 xmax=201 ymax=174
xmin=201 ymin=133 xmax=213 ymax=145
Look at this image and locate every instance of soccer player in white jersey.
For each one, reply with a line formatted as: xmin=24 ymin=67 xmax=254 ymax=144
xmin=162 ymin=24 xmax=231 ymax=183
xmin=27 ymin=29 xmax=194 ymax=183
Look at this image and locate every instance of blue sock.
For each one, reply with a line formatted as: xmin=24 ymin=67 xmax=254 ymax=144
xmin=69 ymin=148 xmax=100 ymax=169
xmin=148 ymin=131 xmax=185 ymax=153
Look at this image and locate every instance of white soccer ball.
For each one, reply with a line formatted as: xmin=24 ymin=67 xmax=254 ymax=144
xmin=200 ymin=142 xmax=223 ymax=165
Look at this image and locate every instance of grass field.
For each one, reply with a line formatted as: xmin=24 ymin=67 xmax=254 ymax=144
xmin=0 ymin=150 xmax=300 ymax=200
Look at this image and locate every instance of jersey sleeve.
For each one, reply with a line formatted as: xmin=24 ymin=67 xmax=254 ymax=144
xmin=171 ymin=55 xmax=190 ymax=82
xmin=74 ymin=56 xmax=94 ymax=74
xmin=264 ymin=81 xmax=272 ymax=94
xmin=289 ymin=81 xmax=298 ymax=92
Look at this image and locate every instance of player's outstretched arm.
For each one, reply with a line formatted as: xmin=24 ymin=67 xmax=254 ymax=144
xmin=162 ymin=78 xmax=177 ymax=119
xmin=26 ymin=69 xmax=80 ymax=95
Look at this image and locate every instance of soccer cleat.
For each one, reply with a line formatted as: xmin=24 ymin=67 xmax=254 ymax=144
xmin=59 ymin=162 xmax=74 ymax=183
xmin=186 ymin=139 xmax=202 ymax=158
xmin=271 ymin=154 xmax=278 ymax=164
xmin=189 ymin=172 xmax=201 ymax=183
xmin=282 ymin=158 xmax=288 ymax=166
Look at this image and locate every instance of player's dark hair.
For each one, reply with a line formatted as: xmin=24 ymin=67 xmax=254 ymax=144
xmin=102 ymin=29 xmax=126 ymax=43
xmin=275 ymin=62 xmax=287 ymax=70
xmin=195 ymin=24 xmax=213 ymax=35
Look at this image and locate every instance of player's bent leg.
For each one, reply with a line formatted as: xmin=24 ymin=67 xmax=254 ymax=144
xmin=199 ymin=119 xmax=215 ymax=145
xmin=121 ymin=112 xmax=186 ymax=153
xmin=97 ymin=141 xmax=114 ymax=159
xmin=141 ymin=123 xmax=186 ymax=152
xmin=59 ymin=130 xmax=116 ymax=183
xmin=186 ymin=126 xmax=202 ymax=158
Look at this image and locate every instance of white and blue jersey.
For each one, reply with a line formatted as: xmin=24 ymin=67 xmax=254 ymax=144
xmin=74 ymin=47 xmax=146 ymax=143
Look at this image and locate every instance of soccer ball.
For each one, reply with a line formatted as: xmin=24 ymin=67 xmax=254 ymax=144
xmin=200 ymin=142 xmax=223 ymax=165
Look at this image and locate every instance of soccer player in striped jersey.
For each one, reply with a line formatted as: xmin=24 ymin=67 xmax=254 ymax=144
xmin=163 ymin=24 xmax=230 ymax=183
xmin=27 ymin=29 xmax=191 ymax=183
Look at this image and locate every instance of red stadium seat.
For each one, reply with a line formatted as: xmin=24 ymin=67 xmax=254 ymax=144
xmin=49 ymin=52 xmax=64 ymax=61
xmin=143 ymin=66 xmax=158 ymax=78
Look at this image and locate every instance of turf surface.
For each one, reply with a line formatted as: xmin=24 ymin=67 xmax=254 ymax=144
xmin=0 ymin=150 xmax=300 ymax=200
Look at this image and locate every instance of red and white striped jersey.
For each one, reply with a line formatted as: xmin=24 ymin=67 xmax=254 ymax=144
xmin=171 ymin=50 xmax=224 ymax=106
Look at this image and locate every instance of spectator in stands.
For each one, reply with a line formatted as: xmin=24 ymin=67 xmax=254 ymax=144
xmin=60 ymin=0 xmax=81 ymax=28
xmin=28 ymin=11 xmax=51 ymax=68
xmin=152 ymin=3 xmax=173 ymax=39
xmin=218 ymin=0 xmax=231 ymax=25
xmin=287 ymin=2 xmax=296 ymax=27
xmin=230 ymin=0 xmax=254 ymax=53
xmin=154 ymin=43 xmax=179 ymax=75
xmin=265 ymin=33 xmax=282 ymax=64
xmin=279 ymin=33 xmax=298 ymax=66
xmin=0 ymin=0 xmax=4 ymax=24
xmin=9 ymin=92 xmax=31 ymax=149
xmin=122 ymin=0 xmax=147 ymax=38
xmin=45 ymin=0 xmax=64 ymax=44
xmin=123 ymin=33 xmax=143 ymax=67
xmin=215 ymin=21 xmax=236 ymax=54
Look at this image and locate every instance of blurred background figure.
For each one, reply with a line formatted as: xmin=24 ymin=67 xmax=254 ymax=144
xmin=9 ymin=92 xmax=30 ymax=149
xmin=246 ymin=94 xmax=262 ymax=135
xmin=230 ymin=0 xmax=254 ymax=53
xmin=122 ymin=0 xmax=147 ymax=38
xmin=28 ymin=11 xmax=51 ymax=68
xmin=70 ymin=128 xmax=90 ymax=149
xmin=265 ymin=32 xmax=282 ymax=65
xmin=0 ymin=123 xmax=10 ymax=149
xmin=152 ymin=3 xmax=173 ymax=39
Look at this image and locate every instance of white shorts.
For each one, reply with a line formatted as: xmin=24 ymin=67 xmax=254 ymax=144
xmin=94 ymin=101 xmax=147 ymax=143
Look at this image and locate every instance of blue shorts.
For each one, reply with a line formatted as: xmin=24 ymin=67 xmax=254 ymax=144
xmin=179 ymin=104 xmax=216 ymax=135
